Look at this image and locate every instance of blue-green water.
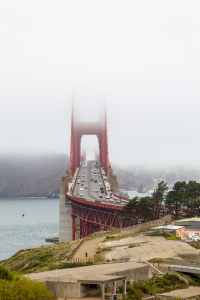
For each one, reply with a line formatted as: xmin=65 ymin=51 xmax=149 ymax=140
xmin=127 ymin=189 xmax=154 ymax=198
xmin=0 ymin=197 xmax=59 ymax=261
xmin=0 ymin=191 xmax=154 ymax=261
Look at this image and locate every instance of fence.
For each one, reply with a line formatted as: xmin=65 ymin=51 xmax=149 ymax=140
xmin=162 ymin=259 xmax=200 ymax=270
xmin=67 ymin=257 xmax=94 ymax=263
xmin=85 ymin=229 xmax=118 ymax=241
xmin=118 ymin=214 xmax=171 ymax=236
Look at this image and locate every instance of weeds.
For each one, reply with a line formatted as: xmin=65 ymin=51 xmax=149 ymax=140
xmin=117 ymin=274 xmax=187 ymax=300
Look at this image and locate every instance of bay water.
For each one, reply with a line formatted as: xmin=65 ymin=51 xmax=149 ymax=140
xmin=0 ymin=191 xmax=154 ymax=261
xmin=0 ymin=197 xmax=59 ymax=261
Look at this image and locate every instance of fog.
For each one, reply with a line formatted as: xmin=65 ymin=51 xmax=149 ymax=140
xmin=0 ymin=1 xmax=200 ymax=169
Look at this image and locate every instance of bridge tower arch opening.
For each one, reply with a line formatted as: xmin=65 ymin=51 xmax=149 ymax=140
xmin=70 ymin=104 xmax=109 ymax=175
xmin=80 ymin=135 xmax=99 ymax=161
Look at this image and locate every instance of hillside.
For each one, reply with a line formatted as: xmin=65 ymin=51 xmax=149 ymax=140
xmin=0 ymin=153 xmax=69 ymax=197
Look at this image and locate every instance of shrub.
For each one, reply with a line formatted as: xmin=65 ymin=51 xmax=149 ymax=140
xmin=0 ymin=267 xmax=54 ymax=300
xmin=166 ymin=234 xmax=181 ymax=240
xmin=106 ymin=259 xmax=110 ymax=262
xmin=0 ymin=266 xmax=13 ymax=281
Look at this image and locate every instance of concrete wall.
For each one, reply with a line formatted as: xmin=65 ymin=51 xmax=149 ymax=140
xmin=106 ymin=265 xmax=153 ymax=287
xmin=107 ymin=168 xmax=119 ymax=195
xmin=59 ymin=175 xmax=73 ymax=242
xmin=80 ymin=284 xmax=101 ymax=297
xmin=45 ymin=280 xmax=79 ymax=298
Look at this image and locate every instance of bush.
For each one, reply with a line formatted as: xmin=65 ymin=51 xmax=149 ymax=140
xmin=106 ymin=259 xmax=110 ymax=262
xmin=0 ymin=267 xmax=54 ymax=300
xmin=166 ymin=234 xmax=181 ymax=240
xmin=0 ymin=266 xmax=13 ymax=281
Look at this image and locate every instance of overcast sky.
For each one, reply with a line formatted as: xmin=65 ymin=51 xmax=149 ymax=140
xmin=0 ymin=1 xmax=200 ymax=168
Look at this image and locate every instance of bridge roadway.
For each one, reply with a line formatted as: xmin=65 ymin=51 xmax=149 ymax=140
xmin=65 ymin=160 xmax=132 ymax=238
xmin=73 ymin=160 xmax=106 ymax=201
xmin=72 ymin=160 xmax=126 ymax=206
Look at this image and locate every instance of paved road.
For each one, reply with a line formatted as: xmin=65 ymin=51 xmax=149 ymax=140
xmin=73 ymin=160 xmax=107 ymax=201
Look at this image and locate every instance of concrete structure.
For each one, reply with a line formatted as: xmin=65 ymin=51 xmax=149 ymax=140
xmin=174 ymin=217 xmax=200 ymax=238
xmin=26 ymin=262 xmax=152 ymax=299
xmin=59 ymin=169 xmax=73 ymax=242
xmin=107 ymin=168 xmax=119 ymax=195
xmin=103 ymin=235 xmax=200 ymax=262
xmin=156 ymin=286 xmax=200 ymax=299
xmin=150 ymin=225 xmax=185 ymax=237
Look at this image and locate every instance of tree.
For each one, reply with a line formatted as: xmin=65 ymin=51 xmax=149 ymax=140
xmin=122 ymin=196 xmax=139 ymax=225
xmin=183 ymin=181 xmax=200 ymax=217
xmin=151 ymin=181 xmax=168 ymax=219
xmin=122 ymin=196 xmax=153 ymax=225
xmin=137 ymin=196 xmax=153 ymax=222
xmin=165 ymin=181 xmax=186 ymax=217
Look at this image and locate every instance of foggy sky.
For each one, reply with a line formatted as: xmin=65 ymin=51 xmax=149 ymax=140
xmin=0 ymin=1 xmax=200 ymax=168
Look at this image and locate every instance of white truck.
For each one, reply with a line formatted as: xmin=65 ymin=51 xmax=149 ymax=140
xmin=188 ymin=233 xmax=200 ymax=242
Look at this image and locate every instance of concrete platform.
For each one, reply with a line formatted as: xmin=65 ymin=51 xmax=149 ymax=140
xmin=103 ymin=236 xmax=199 ymax=261
xmin=26 ymin=262 xmax=152 ymax=298
xmin=156 ymin=286 xmax=200 ymax=299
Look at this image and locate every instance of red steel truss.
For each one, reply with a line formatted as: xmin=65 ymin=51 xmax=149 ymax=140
xmin=66 ymin=193 xmax=131 ymax=239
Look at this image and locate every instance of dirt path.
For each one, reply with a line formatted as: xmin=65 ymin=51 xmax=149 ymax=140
xmin=72 ymin=236 xmax=106 ymax=260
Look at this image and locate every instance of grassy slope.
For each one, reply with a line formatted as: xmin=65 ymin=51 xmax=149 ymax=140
xmin=0 ymin=240 xmax=80 ymax=274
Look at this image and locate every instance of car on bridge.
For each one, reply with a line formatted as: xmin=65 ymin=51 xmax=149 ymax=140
xmin=95 ymin=199 xmax=101 ymax=203
xmin=99 ymin=195 xmax=103 ymax=198
xmin=91 ymin=178 xmax=94 ymax=181
xmin=109 ymin=198 xmax=115 ymax=203
xmin=85 ymin=186 xmax=88 ymax=189
xmin=94 ymin=180 xmax=97 ymax=183
xmin=115 ymin=200 xmax=121 ymax=204
xmin=94 ymin=189 xmax=98 ymax=193
xmin=99 ymin=183 xmax=102 ymax=186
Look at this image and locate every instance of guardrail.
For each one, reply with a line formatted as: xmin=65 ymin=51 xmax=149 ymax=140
xmin=85 ymin=229 xmax=118 ymax=241
xmin=113 ymin=193 xmax=130 ymax=202
xmin=162 ymin=260 xmax=200 ymax=270
xmin=118 ymin=214 xmax=171 ymax=236
xmin=66 ymin=192 xmax=123 ymax=210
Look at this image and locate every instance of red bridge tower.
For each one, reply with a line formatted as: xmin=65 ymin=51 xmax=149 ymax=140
xmin=69 ymin=105 xmax=109 ymax=175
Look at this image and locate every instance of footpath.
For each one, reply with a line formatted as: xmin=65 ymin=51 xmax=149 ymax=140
xmin=72 ymin=236 xmax=106 ymax=260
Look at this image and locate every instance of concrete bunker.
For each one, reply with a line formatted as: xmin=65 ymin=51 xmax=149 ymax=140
xmin=26 ymin=262 xmax=153 ymax=299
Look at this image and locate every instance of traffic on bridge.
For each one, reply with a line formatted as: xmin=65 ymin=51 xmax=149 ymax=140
xmin=73 ymin=160 xmax=122 ymax=205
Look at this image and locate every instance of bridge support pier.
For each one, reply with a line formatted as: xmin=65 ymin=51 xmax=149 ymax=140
xmin=59 ymin=175 xmax=73 ymax=242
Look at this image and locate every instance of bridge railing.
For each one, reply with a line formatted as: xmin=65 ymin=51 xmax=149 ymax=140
xmin=113 ymin=193 xmax=129 ymax=202
xmin=66 ymin=192 xmax=123 ymax=210
xmin=118 ymin=214 xmax=171 ymax=236
xmin=162 ymin=260 xmax=200 ymax=270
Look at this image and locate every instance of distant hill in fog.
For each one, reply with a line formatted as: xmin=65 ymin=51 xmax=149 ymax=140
xmin=0 ymin=153 xmax=69 ymax=197
xmin=1 ymin=153 xmax=200 ymax=197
